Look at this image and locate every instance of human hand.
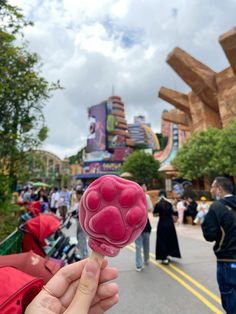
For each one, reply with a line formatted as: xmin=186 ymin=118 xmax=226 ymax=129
xmin=25 ymin=258 xmax=119 ymax=314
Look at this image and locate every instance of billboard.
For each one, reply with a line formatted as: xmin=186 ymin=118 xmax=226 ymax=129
xmin=87 ymin=103 xmax=107 ymax=152
xmin=83 ymin=161 xmax=122 ymax=174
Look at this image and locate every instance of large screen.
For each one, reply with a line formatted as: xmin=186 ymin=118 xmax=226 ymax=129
xmin=86 ymin=103 xmax=107 ymax=152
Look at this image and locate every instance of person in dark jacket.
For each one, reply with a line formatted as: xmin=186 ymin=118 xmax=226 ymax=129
xmin=153 ymin=190 xmax=181 ymax=265
xmin=202 ymin=176 xmax=236 ymax=314
xmin=184 ymin=196 xmax=198 ymax=224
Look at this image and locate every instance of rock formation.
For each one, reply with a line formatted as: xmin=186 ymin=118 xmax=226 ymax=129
xmin=159 ymin=27 xmax=236 ymax=132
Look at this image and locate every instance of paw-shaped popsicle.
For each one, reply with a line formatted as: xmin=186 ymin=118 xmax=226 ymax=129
xmin=79 ymin=175 xmax=147 ymax=257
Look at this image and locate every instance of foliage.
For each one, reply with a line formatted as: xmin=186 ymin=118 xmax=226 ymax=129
xmin=122 ymin=150 xmax=161 ymax=187
xmin=0 ymin=1 xmax=61 ymax=196
xmin=217 ymin=119 xmax=236 ymax=175
xmin=0 ymin=200 xmax=19 ymax=241
xmin=172 ymin=119 xmax=236 ymax=180
xmin=69 ymin=147 xmax=85 ymax=164
xmin=133 ymin=143 xmax=148 ymax=150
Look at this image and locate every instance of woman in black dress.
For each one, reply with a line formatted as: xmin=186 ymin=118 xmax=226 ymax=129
xmin=153 ymin=190 xmax=181 ymax=265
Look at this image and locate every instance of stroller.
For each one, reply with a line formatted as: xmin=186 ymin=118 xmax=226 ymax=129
xmin=20 ymin=212 xmax=81 ymax=264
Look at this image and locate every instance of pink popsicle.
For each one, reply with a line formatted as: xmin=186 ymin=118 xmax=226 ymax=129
xmin=79 ymin=175 xmax=148 ymax=257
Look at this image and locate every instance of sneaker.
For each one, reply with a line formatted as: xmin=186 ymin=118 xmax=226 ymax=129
xmin=144 ymin=261 xmax=149 ymax=266
xmin=161 ymin=259 xmax=169 ymax=265
xmin=135 ymin=266 xmax=144 ymax=272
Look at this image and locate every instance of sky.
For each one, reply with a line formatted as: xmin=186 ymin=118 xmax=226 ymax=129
xmin=9 ymin=0 xmax=236 ymax=159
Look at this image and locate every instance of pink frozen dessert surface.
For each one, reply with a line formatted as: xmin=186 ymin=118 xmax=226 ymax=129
xmin=79 ymin=175 xmax=147 ymax=257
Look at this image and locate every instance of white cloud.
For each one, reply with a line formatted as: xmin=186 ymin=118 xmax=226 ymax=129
xmin=8 ymin=0 xmax=236 ymax=159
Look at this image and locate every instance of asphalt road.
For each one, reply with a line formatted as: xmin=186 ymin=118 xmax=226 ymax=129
xmin=68 ymin=215 xmax=224 ymax=314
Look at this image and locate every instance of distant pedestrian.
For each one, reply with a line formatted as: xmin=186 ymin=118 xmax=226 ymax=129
xmin=50 ymin=187 xmax=60 ymax=214
xmin=74 ymin=190 xmax=88 ymax=259
xmin=135 ymin=186 xmax=153 ymax=271
xmin=193 ymin=196 xmax=209 ymax=225
xmin=22 ymin=187 xmax=31 ymax=204
xmin=176 ymin=198 xmax=186 ymax=224
xmin=153 ymin=190 xmax=181 ymax=265
xmin=58 ymin=186 xmax=70 ymax=221
xmin=184 ymin=196 xmax=198 ymax=224
xmin=202 ymin=176 xmax=236 ymax=314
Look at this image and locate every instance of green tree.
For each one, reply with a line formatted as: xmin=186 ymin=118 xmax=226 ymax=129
xmin=69 ymin=147 xmax=85 ymax=164
xmin=122 ymin=150 xmax=161 ymax=187
xmin=0 ymin=1 xmax=60 ymax=197
xmin=217 ymin=118 xmax=236 ymax=175
xmin=172 ymin=127 xmax=223 ymax=180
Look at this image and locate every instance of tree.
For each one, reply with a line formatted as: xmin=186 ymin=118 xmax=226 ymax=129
xmin=217 ymin=118 xmax=236 ymax=175
xmin=122 ymin=150 xmax=161 ymax=187
xmin=0 ymin=1 xmax=60 ymax=197
xmin=69 ymin=147 xmax=85 ymax=164
xmin=172 ymin=126 xmax=231 ymax=180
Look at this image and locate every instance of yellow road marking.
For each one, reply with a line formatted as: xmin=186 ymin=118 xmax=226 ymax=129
xmin=130 ymin=243 xmax=221 ymax=304
xmin=127 ymin=245 xmax=223 ymax=314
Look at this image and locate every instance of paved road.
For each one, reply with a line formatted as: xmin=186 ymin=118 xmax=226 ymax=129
xmin=68 ymin=215 xmax=224 ymax=314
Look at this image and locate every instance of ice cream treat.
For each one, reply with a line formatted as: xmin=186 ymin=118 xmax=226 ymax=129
xmin=79 ymin=175 xmax=147 ymax=257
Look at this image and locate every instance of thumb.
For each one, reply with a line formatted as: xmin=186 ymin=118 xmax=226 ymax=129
xmin=65 ymin=258 xmax=101 ymax=314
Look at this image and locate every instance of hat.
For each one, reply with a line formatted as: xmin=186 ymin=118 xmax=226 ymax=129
xmin=120 ymin=172 xmax=133 ymax=178
xmin=200 ymin=196 xmax=206 ymax=201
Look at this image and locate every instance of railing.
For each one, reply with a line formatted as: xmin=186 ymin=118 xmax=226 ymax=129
xmin=0 ymin=229 xmax=23 ymax=255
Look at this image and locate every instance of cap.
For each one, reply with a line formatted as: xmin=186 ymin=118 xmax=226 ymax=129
xmin=200 ymin=196 xmax=206 ymax=201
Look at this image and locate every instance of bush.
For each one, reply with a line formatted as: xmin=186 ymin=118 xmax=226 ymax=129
xmin=0 ymin=201 xmax=19 ymax=241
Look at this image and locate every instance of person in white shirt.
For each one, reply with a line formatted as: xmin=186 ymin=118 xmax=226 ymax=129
xmin=50 ymin=187 xmax=60 ymax=214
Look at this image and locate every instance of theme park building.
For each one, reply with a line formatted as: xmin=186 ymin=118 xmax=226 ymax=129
xmin=158 ymin=26 xmax=236 ymax=190
xmin=76 ymin=96 xmax=134 ymax=181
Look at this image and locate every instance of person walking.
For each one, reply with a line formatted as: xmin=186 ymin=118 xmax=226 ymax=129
xmin=201 ymin=176 xmax=236 ymax=314
xmin=176 ymin=197 xmax=186 ymax=225
xmin=135 ymin=187 xmax=153 ymax=271
xmin=184 ymin=196 xmax=198 ymax=224
xmin=153 ymin=190 xmax=181 ymax=265
xmin=193 ymin=196 xmax=209 ymax=225
xmin=50 ymin=187 xmax=60 ymax=214
xmin=74 ymin=190 xmax=89 ymax=260
xmin=58 ymin=186 xmax=70 ymax=221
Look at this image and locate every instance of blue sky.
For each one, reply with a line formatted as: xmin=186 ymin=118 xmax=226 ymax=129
xmin=9 ymin=0 xmax=236 ymax=158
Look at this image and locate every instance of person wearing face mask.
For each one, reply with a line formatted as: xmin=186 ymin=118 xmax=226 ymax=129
xmin=201 ymin=176 xmax=236 ymax=314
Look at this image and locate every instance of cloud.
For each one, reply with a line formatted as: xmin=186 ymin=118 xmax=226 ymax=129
xmin=9 ymin=0 xmax=236 ymax=159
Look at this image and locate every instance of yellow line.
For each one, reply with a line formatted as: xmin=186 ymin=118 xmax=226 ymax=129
xmin=149 ymin=251 xmax=221 ymax=304
xmin=127 ymin=245 xmax=223 ymax=314
xmin=130 ymin=243 xmax=221 ymax=304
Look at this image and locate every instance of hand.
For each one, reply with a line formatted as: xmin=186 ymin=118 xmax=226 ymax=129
xmin=26 ymin=258 xmax=119 ymax=314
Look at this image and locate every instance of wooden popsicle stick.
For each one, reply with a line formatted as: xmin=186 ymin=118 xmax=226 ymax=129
xmin=90 ymin=250 xmax=104 ymax=266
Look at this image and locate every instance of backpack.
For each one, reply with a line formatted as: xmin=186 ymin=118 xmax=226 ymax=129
xmin=0 ymin=266 xmax=43 ymax=314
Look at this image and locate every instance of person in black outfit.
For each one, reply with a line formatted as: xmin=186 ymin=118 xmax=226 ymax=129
xmin=202 ymin=176 xmax=236 ymax=314
xmin=184 ymin=196 xmax=198 ymax=224
xmin=153 ymin=190 xmax=181 ymax=265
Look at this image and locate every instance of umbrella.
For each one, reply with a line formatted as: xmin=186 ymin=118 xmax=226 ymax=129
xmin=31 ymin=182 xmax=50 ymax=188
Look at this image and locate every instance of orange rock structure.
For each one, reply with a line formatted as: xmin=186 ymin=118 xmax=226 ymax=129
xmin=159 ymin=27 xmax=236 ymax=132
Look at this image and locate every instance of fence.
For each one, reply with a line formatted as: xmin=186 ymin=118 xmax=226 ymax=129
xmin=0 ymin=229 xmax=23 ymax=255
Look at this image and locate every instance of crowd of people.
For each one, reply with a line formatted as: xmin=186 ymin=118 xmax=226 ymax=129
xmin=18 ymin=184 xmax=89 ymax=261
xmin=17 ymin=176 xmax=236 ymax=314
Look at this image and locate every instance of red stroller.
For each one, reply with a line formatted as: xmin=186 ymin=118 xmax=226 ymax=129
xmin=21 ymin=213 xmax=61 ymax=257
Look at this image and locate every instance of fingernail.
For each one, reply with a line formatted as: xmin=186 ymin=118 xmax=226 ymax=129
xmin=85 ymin=259 xmax=99 ymax=276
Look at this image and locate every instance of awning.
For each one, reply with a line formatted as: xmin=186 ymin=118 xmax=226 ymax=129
xmin=74 ymin=173 xmax=118 ymax=180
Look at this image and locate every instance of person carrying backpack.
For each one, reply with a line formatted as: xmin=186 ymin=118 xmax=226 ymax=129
xmin=202 ymin=176 xmax=236 ymax=314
